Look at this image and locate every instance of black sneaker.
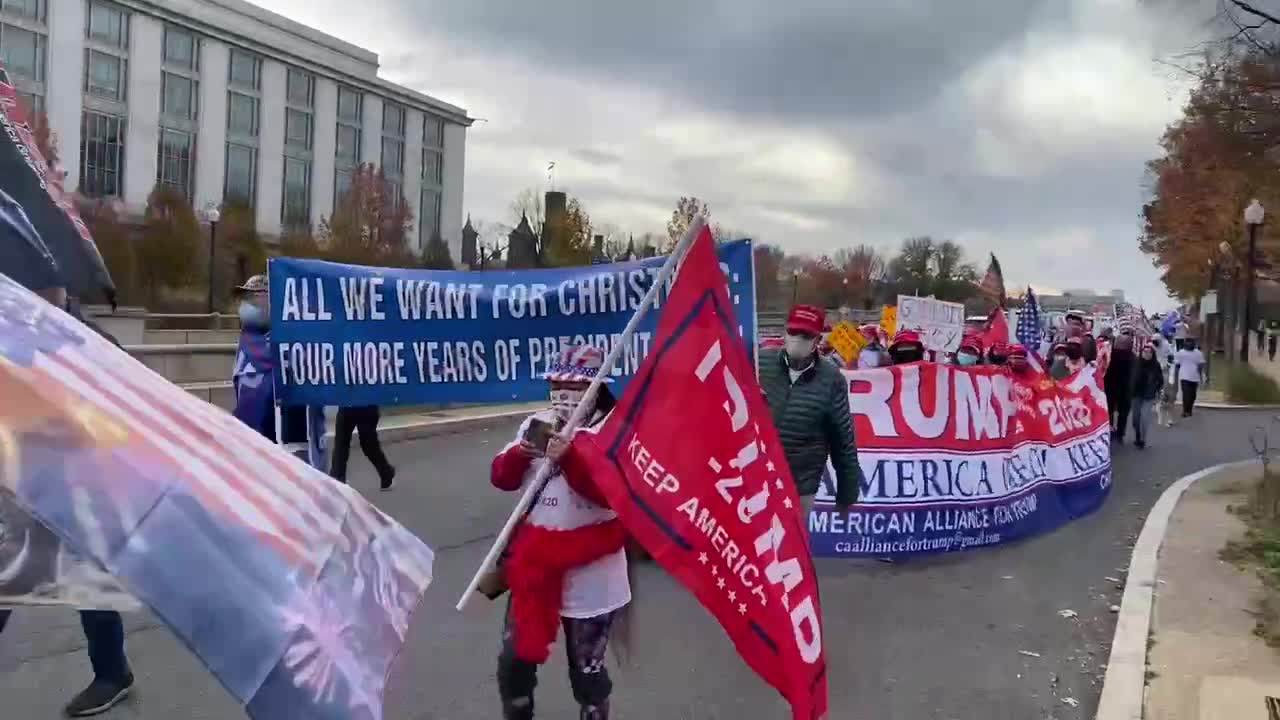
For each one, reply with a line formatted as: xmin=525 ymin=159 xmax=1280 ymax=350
xmin=65 ymin=673 xmax=134 ymax=717
xmin=380 ymin=467 xmax=397 ymax=492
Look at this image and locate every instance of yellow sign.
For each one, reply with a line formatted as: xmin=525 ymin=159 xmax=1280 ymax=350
xmin=880 ymin=305 xmax=897 ymax=340
xmin=827 ymin=321 xmax=868 ymax=365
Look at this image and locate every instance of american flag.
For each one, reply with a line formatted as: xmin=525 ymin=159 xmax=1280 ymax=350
xmin=0 ymin=273 xmax=433 ymax=720
xmin=1018 ymin=286 xmax=1043 ymax=355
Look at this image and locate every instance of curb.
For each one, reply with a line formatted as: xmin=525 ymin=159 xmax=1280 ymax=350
xmin=1094 ymin=458 xmax=1259 ymax=720
xmin=322 ymin=409 xmax=529 ymax=446
xmin=1196 ymin=402 xmax=1280 ymax=410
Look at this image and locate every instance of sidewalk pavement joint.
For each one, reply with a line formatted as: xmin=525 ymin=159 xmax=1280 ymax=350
xmin=1094 ymin=458 xmax=1260 ymax=720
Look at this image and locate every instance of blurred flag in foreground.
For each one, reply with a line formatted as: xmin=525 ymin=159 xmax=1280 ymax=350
xmin=573 ymin=225 xmax=828 ymax=719
xmin=0 ymin=273 xmax=433 ymax=720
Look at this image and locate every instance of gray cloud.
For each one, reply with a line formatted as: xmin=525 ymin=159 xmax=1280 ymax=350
xmin=255 ymin=0 xmax=1219 ymax=309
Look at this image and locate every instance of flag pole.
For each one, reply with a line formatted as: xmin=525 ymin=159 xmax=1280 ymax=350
xmin=455 ymin=216 xmax=708 ymax=612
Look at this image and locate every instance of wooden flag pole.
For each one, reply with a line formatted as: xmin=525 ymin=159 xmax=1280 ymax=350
xmin=455 ymin=216 xmax=707 ymax=611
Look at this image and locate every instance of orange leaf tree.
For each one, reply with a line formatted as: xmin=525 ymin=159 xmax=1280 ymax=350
xmin=319 ymin=163 xmax=415 ymax=266
xmin=1141 ymin=55 xmax=1280 ymax=299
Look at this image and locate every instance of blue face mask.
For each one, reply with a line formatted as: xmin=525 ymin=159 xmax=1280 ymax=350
xmin=957 ymin=352 xmax=979 ymax=367
xmin=238 ymin=301 xmax=268 ymax=328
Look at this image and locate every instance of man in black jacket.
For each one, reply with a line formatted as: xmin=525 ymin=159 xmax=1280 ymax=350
xmin=758 ymin=305 xmax=863 ymax=522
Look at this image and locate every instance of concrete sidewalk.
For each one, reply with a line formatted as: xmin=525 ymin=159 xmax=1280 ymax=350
xmin=322 ymin=401 xmax=544 ymax=444
xmin=1144 ymin=464 xmax=1280 ymax=720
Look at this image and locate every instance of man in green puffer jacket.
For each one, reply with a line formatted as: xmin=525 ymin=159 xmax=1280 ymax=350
xmin=759 ymin=304 xmax=864 ymax=520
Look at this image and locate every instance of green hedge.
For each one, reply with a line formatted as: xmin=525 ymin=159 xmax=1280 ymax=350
xmin=1224 ymin=363 xmax=1280 ymax=404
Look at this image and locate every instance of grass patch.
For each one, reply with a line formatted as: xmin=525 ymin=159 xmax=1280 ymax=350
xmin=1223 ymin=362 xmax=1280 ymax=404
xmin=1221 ymin=469 xmax=1280 ymax=647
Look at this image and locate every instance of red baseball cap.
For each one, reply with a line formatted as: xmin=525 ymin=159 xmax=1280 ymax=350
xmin=1007 ymin=343 xmax=1028 ymax=357
xmin=890 ymin=329 xmax=923 ymax=349
xmin=785 ymin=305 xmax=825 ymax=336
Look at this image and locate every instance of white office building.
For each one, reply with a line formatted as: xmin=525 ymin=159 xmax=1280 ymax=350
xmin=0 ymin=0 xmax=471 ymax=259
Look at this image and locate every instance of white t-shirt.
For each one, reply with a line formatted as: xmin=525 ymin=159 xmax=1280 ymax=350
xmin=504 ymin=413 xmax=631 ymax=619
xmin=1173 ymin=348 xmax=1205 ymax=384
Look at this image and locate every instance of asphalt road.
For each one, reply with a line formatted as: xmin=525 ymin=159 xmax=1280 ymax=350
xmin=1 ymin=408 xmax=1274 ymax=720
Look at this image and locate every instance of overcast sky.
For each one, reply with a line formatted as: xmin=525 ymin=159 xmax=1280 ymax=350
xmin=253 ymin=0 xmax=1216 ymax=309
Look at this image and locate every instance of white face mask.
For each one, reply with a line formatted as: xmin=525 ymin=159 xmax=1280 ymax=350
xmin=784 ymin=335 xmax=816 ymax=363
xmin=550 ymin=387 xmax=586 ymax=420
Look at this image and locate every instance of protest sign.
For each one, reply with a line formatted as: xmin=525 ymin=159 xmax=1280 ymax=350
xmin=0 ymin=273 xmax=434 ymax=720
xmin=897 ymin=295 xmax=964 ymax=353
xmin=268 ymin=241 xmax=756 ymax=407
xmin=810 ymin=364 xmax=1111 ymax=558
xmin=880 ymin=305 xmax=897 ymax=339
xmin=576 ymin=225 xmax=828 ymax=720
xmin=827 ymin=320 xmax=867 ymax=365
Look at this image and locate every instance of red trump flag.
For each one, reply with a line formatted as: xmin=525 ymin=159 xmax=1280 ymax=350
xmin=573 ymin=226 xmax=828 ymax=719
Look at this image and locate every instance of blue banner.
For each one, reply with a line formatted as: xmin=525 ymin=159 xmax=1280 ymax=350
xmin=268 ymin=240 xmax=756 ymax=406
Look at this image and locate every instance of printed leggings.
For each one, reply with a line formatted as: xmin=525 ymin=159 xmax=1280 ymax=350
xmin=497 ymin=600 xmax=616 ymax=720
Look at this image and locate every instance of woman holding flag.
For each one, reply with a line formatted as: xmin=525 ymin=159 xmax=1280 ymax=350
xmin=488 ymin=345 xmax=631 ymax=720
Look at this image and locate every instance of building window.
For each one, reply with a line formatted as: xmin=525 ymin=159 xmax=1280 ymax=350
xmin=156 ymin=128 xmax=193 ymax=198
xmin=225 ymin=49 xmax=261 ymax=207
xmin=80 ymin=110 xmax=124 ymax=198
xmin=227 ymin=92 xmax=257 ymax=136
xmin=282 ymin=156 xmax=310 ymax=230
xmin=1 ymin=0 xmax=44 ymax=22
xmin=224 ymin=142 xmax=256 ymax=207
xmin=381 ymin=136 xmax=403 ymax=177
xmin=1 ymin=23 xmax=43 ymax=82
xmin=423 ymin=115 xmax=444 ymax=149
xmin=16 ymin=89 xmax=42 ymax=116
xmin=335 ymin=85 xmax=362 ymax=201
xmin=382 ymin=103 xmax=405 ymax=137
xmin=286 ymin=67 xmax=313 ymax=107
xmin=84 ymin=48 xmax=124 ymax=101
xmin=228 ymin=48 xmax=259 ymax=90
xmin=336 ymin=123 xmax=359 ymax=166
xmin=335 ymin=169 xmax=352 ymax=201
xmin=161 ymin=72 xmax=195 ymax=120
xmin=338 ymin=86 xmax=361 ymax=123
xmin=418 ymin=188 xmax=440 ymax=244
xmin=86 ymin=1 xmax=127 ymax=48
xmin=163 ymin=25 xmax=196 ymax=71
xmin=285 ymin=107 xmax=312 ymax=150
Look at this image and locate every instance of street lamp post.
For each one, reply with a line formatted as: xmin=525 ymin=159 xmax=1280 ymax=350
xmin=792 ymin=268 xmax=801 ymax=306
xmin=203 ymin=203 xmax=221 ymax=315
xmin=1242 ymin=199 xmax=1265 ymax=362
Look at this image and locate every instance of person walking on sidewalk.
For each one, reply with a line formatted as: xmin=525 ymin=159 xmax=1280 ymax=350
xmin=330 ymin=406 xmax=396 ymax=490
xmin=1130 ymin=343 xmax=1164 ymax=450
xmin=1269 ymin=320 xmax=1279 ymax=362
xmin=1174 ymin=338 xmax=1206 ymax=417
xmin=759 ymin=304 xmax=864 ymax=521
xmin=1105 ymin=332 xmax=1136 ymax=444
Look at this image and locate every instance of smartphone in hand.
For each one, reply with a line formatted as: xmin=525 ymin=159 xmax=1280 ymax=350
xmin=524 ymin=418 xmax=558 ymax=452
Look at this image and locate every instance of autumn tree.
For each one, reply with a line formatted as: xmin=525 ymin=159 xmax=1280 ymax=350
xmin=421 ymin=230 xmax=455 ymax=269
xmin=280 ymin=228 xmax=326 ymax=259
xmin=319 ymin=163 xmax=415 ymax=266
xmin=666 ymin=196 xmax=711 ymax=250
xmin=883 ymin=236 xmax=978 ymax=302
xmin=78 ymin=198 xmax=136 ymax=303
xmin=753 ymin=244 xmax=785 ymax=309
xmin=833 ymin=244 xmax=886 ymax=309
xmin=543 ymin=195 xmax=593 ymax=266
xmin=136 ymin=185 xmax=201 ymax=303
xmin=214 ymin=201 xmax=266 ymax=306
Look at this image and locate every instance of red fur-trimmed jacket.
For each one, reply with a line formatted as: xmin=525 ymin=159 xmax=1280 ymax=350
xmin=490 ymin=411 xmax=630 ymax=663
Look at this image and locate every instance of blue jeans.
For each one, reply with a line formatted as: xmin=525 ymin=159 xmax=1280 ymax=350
xmin=0 ymin=609 xmax=129 ymax=682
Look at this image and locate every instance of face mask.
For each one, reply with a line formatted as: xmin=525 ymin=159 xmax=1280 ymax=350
xmin=784 ymin=335 xmax=816 ymax=363
xmin=550 ymin=387 xmax=586 ymax=420
xmin=238 ymin=301 xmax=268 ymax=328
xmin=1065 ymin=347 xmax=1083 ymax=361
xmin=1052 ymin=355 xmax=1067 ymax=369
xmin=957 ymin=352 xmax=979 ymax=367
xmin=891 ymin=349 xmax=924 ymax=365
